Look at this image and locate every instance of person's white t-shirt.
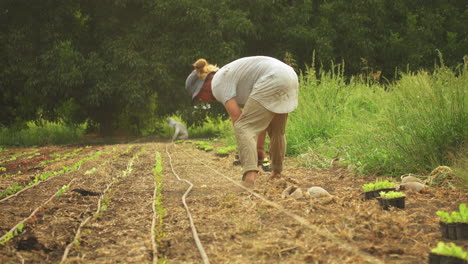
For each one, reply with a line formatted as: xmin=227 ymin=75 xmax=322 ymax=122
xmin=211 ymin=56 xmax=298 ymax=114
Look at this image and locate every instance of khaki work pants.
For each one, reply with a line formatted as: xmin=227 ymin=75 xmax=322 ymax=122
xmin=234 ymin=98 xmax=288 ymax=175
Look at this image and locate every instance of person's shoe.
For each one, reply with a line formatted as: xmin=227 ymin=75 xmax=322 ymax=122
xmin=258 ymin=158 xmax=271 ymax=172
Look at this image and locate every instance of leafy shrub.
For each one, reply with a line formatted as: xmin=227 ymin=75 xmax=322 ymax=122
xmin=379 ymin=191 xmax=405 ymax=199
xmin=431 ymin=242 xmax=468 ymax=260
xmin=362 ymin=180 xmax=396 ymax=192
xmin=436 ymin=204 xmax=468 ymax=224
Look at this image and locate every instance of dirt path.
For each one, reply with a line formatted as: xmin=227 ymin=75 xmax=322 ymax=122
xmin=0 ymin=141 xmax=466 ymax=263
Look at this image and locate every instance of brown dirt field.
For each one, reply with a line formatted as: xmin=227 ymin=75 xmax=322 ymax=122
xmin=0 ymin=141 xmax=466 ymax=264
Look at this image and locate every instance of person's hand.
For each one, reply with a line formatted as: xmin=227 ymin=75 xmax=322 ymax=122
xmin=224 ymin=98 xmax=241 ymax=125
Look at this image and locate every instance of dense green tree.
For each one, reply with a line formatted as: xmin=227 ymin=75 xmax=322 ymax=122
xmin=0 ymin=0 xmax=466 ymax=134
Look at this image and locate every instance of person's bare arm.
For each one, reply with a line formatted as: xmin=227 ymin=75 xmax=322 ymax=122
xmin=224 ymin=98 xmax=242 ymax=125
xmin=172 ymin=127 xmax=180 ymax=141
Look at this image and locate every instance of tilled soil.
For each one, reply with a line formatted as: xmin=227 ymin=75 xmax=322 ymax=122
xmin=0 ymin=141 xmax=466 ymax=264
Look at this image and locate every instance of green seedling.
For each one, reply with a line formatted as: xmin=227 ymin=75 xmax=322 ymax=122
xmin=85 ymin=168 xmax=97 ymax=175
xmin=203 ymin=145 xmax=214 ymax=151
xmin=379 ymin=191 xmax=405 ymax=199
xmin=437 ymin=203 xmax=468 ymax=224
xmin=1 ymin=151 xmax=102 ymax=199
xmin=0 ymin=166 xmax=6 ymax=172
xmin=153 ymin=151 xmax=166 ymax=242
xmin=431 ymin=242 xmax=468 ymax=260
xmin=0 ymin=183 xmax=23 ymax=199
xmin=362 ymin=180 xmax=396 ymax=192
xmin=0 ymin=223 xmax=24 ymax=246
xmin=216 ymin=149 xmax=228 ymax=155
xmin=0 ymin=173 xmax=13 ymax=178
xmin=55 ymin=184 xmax=71 ymax=196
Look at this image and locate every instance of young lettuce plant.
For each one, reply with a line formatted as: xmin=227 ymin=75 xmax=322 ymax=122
xmin=55 ymin=184 xmax=71 ymax=196
xmin=431 ymin=242 xmax=468 ymax=260
xmin=379 ymin=191 xmax=405 ymax=199
xmin=362 ymin=180 xmax=396 ymax=192
xmin=436 ymin=203 xmax=468 ymax=224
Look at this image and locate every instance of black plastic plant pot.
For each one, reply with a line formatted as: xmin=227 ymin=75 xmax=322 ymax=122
xmin=440 ymin=222 xmax=468 ymax=240
xmin=363 ymin=188 xmax=396 ymax=200
xmin=456 ymin=223 xmax=468 ymax=240
xmin=377 ymin=197 xmax=405 ymax=210
xmin=428 ymin=253 xmax=468 ymax=264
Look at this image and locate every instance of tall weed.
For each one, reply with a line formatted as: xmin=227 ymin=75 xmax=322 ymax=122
xmin=0 ymin=121 xmax=85 ymax=146
xmin=289 ymin=58 xmax=467 ymax=176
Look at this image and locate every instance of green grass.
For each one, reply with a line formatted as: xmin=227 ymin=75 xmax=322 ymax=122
xmin=287 ymin=57 xmax=467 ymax=178
xmin=0 ymin=121 xmax=85 ymax=146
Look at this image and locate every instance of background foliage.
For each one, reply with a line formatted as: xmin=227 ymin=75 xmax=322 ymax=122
xmin=1 ymin=0 xmax=466 ymax=134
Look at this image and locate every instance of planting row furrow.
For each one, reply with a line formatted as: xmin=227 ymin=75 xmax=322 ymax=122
xmin=0 ymin=146 xmax=86 ymax=176
xmin=0 ymin=146 xmax=102 ymax=198
xmin=151 ymin=150 xmax=163 ymax=264
xmin=0 ymin=146 xmax=88 ymax=176
xmin=0 ymin=147 xmax=105 ymax=201
xmin=0 ymin=144 xmax=135 ymax=263
xmin=0 ymin=148 xmax=39 ymax=165
xmin=61 ymin=144 xmax=155 ymax=263
xmin=165 ymin=144 xmax=211 ymax=264
xmin=0 ymin=145 xmax=122 ymax=245
xmin=159 ymin=144 xmax=232 ymax=263
xmin=0 ymin=177 xmax=79 ymax=246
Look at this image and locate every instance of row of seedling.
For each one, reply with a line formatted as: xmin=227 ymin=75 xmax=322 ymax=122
xmin=0 ymin=149 xmax=41 ymax=173
xmin=429 ymin=204 xmax=468 ymax=264
xmin=61 ymin=145 xmax=138 ymax=262
xmin=152 ymin=151 xmax=165 ymax=263
xmin=0 ymin=150 xmax=102 ymax=200
xmin=0 ymin=148 xmax=39 ymax=164
xmin=184 ymin=140 xmax=237 ymax=157
xmin=94 ymin=146 xmax=144 ymax=219
xmin=39 ymin=147 xmax=88 ymax=165
xmin=0 ymin=146 xmax=91 ymax=178
xmin=0 ymin=178 xmax=77 ymax=246
xmin=0 ymin=146 xmax=120 ymax=247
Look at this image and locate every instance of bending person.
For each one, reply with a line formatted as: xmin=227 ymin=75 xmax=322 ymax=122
xmin=185 ymin=56 xmax=298 ymax=187
xmin=167 ymin=118 xmax=189 ymax=141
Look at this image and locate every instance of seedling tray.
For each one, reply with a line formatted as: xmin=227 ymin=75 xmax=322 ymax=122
xmin=363 ymin=188 xmax=396 ymax=200
xmin=428 ymin=252 xmax=467 ymax=264
xmin=439 ymin=222 xmax=468 ymax=240
xmin=377 ymin=196 xmax=405 ymax=210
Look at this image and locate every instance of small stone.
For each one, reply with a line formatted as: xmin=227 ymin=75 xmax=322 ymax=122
xmin=281 ymin=186 xmax=294 ymax=199
xmin=281 ymin=186 xmax=303 ymax=199
xmin=400 ymin=182 xmax=426 ymax=192
xmin=290 ymin=188 xmax=304 ymax=199
xmin=306 ymin=186 xmax=331 ymax=198
xmin=400 ymin=175 xmax=424 ymax=184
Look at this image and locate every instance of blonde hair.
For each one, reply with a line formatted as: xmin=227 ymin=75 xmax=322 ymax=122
xmin=193 ymin=58 xmax=219 ymax=80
